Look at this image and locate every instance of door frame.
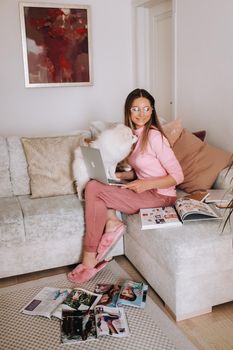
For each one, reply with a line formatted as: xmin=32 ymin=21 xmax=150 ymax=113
xmin=131 ymin=0 xmax=177 ymax=119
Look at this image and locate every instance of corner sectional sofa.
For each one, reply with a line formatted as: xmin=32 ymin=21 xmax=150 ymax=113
xmin=0 ymin=128 xmax=232 ymax=321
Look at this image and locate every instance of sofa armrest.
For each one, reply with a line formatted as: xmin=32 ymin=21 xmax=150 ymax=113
xmin=213 ymin=166 xmax=233 ymax=190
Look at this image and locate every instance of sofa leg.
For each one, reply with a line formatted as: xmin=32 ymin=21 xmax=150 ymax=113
xmin=165 ymin=304 xmax=212 ymax=321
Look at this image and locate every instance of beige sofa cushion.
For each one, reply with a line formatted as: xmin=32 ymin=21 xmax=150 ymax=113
xmin=173 ymin=128 xmax=233 ymax=193
xmin=7 ymin=136 xmax=31 ymax=196
xmin=21 ymin=135 xmax=83 ymax=198
xmin=0 ymin=137 xmax=13 ymax=197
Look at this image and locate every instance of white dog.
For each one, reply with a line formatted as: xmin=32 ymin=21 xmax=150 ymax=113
xmin=73 ymin=123 xmax=137 ymax=200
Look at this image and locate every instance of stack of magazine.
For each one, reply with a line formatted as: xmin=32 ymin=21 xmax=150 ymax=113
xmin=20 ymin=279 xmax=148 ymax=344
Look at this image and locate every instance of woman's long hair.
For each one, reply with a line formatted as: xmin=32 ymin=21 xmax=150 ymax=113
xmin=124 ymin=88 xmax=165 ymax=151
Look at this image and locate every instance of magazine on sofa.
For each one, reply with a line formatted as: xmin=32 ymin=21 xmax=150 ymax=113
xmin=61 ymin=305 xmax=130 ymax=343
xmin=204 ymin=189 xmax=233 ymax=208
xmin=174 ymin=197 xmax=222 ymax=222
xmin=20 ymin=287 xmax=102 ymax=319
xmin=140 ymin=206 xmax=182 ymax=229
xmin=140 ymin=197 xmax=222 ymax=229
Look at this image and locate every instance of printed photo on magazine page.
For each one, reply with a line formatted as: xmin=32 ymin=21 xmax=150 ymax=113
xmin=95 ymin=305 xmax=130 ymax=338
xmin=140 ymin=206 xmax=182 ymax=230
xmin=94 ymin=283 xmax=121 ymax=307
xmin=61 ymin=309 xmax=97 ymax=343
xmin=117 ymin=279 xmax=148 ymax=309
xmin=52 ymin=287 xmax=102 ymax=319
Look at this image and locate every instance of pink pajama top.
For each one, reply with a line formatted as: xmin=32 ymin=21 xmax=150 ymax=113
xmin=128 ymin=127 xmax=184 ymax=197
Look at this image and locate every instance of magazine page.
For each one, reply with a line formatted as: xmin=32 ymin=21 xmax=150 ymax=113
xmin=185 ymin=190 xmax=209 ymax=202
xmin=94 ymin=283 xmax=121 ymax=307
xmin=52 ymin=287 xmax=102 ymax=319
xmin=175 ymin=197 xmax=221 ymax=222
xmin=205 ymin=189 xmax=233 ymax=207
xmin=117 ymin=279 xmax=148 ymax=309
xmin=20 ymin=287 xmax=71 ymax=318
xmin=61 ymin=309 xmax=97 ymax=343
xmin=95 ymin=305 xmax=130 ymax=338
xmin=140 ymin=206 xmax=182 ymax=230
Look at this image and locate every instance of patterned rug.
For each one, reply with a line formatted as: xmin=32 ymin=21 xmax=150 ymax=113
xmin=0 ymin=260 xmax=196 ymax=350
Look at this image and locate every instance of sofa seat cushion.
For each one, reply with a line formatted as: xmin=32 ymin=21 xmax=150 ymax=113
xmin=18 ymin=194 xmax=84 ymax=241
xmin=123 ymin=212 xmax=233 ymax=277
xmin=0 ymin=197 xmax=25 ymax=244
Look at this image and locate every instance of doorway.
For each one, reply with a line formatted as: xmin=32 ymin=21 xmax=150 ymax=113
xmin=133 ymin=0 xmax=175 ymax=121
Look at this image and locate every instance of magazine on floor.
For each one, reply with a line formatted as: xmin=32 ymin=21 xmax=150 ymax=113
xmin=20 ymin=287 xmax=71 ymax=319
xmin=94 ymin=283 xmax=121 ymax=307
xmin=61 ymin=305 xmax=130 ymax=343
xmin=20 ymin=287 xmax=102 ymax=319
xmin=117 ymin=280 xmax=148 ymax=309
xmin=52 ymin=287 xmax=102 ymax=319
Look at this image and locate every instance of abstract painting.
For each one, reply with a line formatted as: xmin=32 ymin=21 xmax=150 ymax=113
xmin=20 ymin=3 xmax=92 ymax=87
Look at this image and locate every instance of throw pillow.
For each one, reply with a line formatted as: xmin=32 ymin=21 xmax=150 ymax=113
xmin=21 ymin=135 xmax=84 ymax=198
xmin=162 ymin=119 xmax=183 ymax=147
xmin=173 ymin=128 xmax=233 ymax=193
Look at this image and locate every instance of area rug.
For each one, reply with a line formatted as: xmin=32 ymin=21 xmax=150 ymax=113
xmin=0 ymin=260 xmax=196 ymax=350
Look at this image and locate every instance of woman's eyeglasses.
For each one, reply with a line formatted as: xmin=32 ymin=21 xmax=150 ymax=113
xmin=130 ymin=106 xmax=152 ymax=114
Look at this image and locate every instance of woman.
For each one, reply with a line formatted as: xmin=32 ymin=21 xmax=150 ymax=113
xmin=68 ymin=88 xmax=184 ymax=283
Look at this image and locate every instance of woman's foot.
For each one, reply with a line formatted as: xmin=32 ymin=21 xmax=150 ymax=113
xmin=82 ymin=251 xmax=98 ymax=269
xmin=96 ymin=220 xmax=126 ymax=262
xmin=67 ymin=260 xmax=110 ymax=283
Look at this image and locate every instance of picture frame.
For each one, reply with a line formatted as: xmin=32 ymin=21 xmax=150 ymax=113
xmin=19 ymin=2 xmax=92 ymax=87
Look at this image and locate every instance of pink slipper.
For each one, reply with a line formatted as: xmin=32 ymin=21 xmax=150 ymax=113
xmin=96 ymin=222 xmax=126 ymax=262
xmin=67 ymin=260 xmax=110 ymax=284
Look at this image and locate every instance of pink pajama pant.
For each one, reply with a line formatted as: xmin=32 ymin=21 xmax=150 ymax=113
xmin=84 ymin=180 xmax=176 ymax=252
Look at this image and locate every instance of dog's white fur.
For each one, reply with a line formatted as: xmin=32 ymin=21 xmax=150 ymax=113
xmin=73 ymin=123 xmax=137 ymax=200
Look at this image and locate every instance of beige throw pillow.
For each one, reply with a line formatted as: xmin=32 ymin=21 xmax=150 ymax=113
xmin=173 ymin=128 xmax=233 ymax=193
xmin=21 ymin=135 xmax=83 ymax=198
xmin=162 ymin=119 xmax=183 ymax=147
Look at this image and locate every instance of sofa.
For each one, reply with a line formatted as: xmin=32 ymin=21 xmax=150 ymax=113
xmin=123 ymin=128 xmax=233 ymax=321
xmin=0 ymin=124 xmax=232 ymax=322
xmin=0 ymin=134 xmax=123 ymax=279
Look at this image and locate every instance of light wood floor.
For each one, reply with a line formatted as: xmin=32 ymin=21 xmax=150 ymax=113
xmin=1 ymin=255 xmax=233 ymax=350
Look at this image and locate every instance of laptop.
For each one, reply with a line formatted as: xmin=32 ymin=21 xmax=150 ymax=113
xmin=80 ymin=146 xmax=129 ymax=186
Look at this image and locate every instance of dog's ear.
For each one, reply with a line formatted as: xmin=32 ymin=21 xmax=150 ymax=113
xmin=89 ymin=120 xmax=117 ymax=138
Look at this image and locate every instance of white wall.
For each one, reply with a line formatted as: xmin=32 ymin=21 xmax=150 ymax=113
xmin=176 ymin=0 xmax=233 ymax=153
xmin=0 ymin=0 xmax=232 ymax=153
xmin=0 ymin=0 xmax=133 ymax=136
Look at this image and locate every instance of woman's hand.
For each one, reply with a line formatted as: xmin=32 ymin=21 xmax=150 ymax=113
xmin=122 ymin=175 xmax=177 ymax=193
xmin=122 ymin=179 xmax=152 ymax=193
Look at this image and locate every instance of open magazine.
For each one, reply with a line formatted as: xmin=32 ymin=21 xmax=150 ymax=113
xmin=94 ymin=283 xmax=121 ymax=307
xmin=204 ymin=189 xmax=233 ymax=208
xmin=174 ymin=197 xmax=222 ymax=222
xmin=20 ymin=287 xmax=101 ymax=319
xmin=61 ymin=305 xmax=129 ymax=343
xmin=140 ymin=198 xmax=222 ymax=229
xmin=140 ymin=206 xmax=182 ymax=230
xmin=117 ymin=280 xmax=148 ymax=309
